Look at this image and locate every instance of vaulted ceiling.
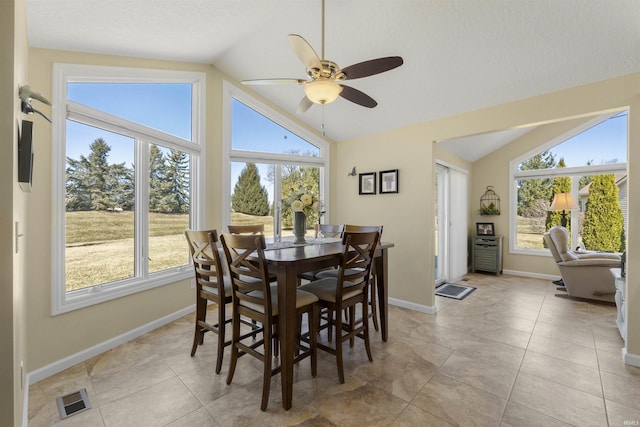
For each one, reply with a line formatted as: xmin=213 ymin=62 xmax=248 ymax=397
xmin=26 ymin=0 xmax=640 ymax=160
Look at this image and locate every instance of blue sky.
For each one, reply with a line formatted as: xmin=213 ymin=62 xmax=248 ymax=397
xmin=548 ymin=112 xmax=627 ymax=167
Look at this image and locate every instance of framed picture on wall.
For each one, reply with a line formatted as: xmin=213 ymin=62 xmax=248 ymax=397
xmin=359 ymin=172 xmax=376 ymax=195
xmin=476 ymin=222 xmax=495 ymax=236
xmin=379 ymin=169 xmax=399 ymax=194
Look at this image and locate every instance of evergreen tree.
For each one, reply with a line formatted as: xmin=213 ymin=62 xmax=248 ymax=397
xmin=582 ymin=174 xmax=624 ymax=252
xmin=149 ymin=144 xmax=167 ymax=212
xmin=546 ymin=158 xmax=571 ymax=232
xmin=231 ymin=163 xmax=270 ymax=216
xmin=159 ymin=149 xmax=190 ymax=214
xmin=517 ymin=150 xmax=556 ymax=217
xmin=66 ymin=138 xmax=112 ymax=211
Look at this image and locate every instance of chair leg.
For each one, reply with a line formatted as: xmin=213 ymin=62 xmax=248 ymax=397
xmin=191 ymin=296 xmax=207 ymax=357
xmin=370 ymin=278 xmax=379 ymax=331
xmin=349 ymin=306 xmax=356 ymax=348
xmin=215 ymin=302 xmax=225 ymax=374
xmin=327 ymin=308 xmax=334 ymax=342
xmin=261 ymin=322 xmax=273 ymax=411
xmin=226 ymin=312 xmax=241 ymax=385
xmin=362 ymin=301 xmax=373 ymax=362
xmin=310 ymin=306 xmax=318 ymax=377
xmin=335 ymin=313 xmax=345 ymax=384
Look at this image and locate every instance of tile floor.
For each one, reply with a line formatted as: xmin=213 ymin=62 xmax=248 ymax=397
xmin=28 ymin=273 xmax=640 ymax=426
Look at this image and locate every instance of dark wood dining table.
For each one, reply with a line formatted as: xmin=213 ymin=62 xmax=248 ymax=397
xmin=262 ymin=239 xmax=394 ymax=410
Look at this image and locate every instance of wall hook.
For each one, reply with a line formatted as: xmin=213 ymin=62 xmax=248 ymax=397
xmin=347 ymin=166 xmax=357 ymax=176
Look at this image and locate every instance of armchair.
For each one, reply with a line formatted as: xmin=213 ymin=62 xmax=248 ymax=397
xmin=543 ymin=226 xmax=621 ymax=303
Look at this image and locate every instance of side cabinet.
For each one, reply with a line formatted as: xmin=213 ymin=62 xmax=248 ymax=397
xmin=472 ymin=235 xmax=503 ymax=275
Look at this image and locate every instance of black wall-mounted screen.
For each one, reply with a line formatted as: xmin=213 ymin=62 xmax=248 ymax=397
xmin=18 ymin=119 xmax=34 ymax=192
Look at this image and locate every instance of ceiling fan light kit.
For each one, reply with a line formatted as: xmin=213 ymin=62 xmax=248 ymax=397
xmin=304 ymin=79 xmax=343 ymax=104
xmin=241 ymin=0 xmax=403 ymax=114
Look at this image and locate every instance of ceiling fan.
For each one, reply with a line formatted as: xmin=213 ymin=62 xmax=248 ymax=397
xmin=241 ymin=0 xmax=403 ymax=114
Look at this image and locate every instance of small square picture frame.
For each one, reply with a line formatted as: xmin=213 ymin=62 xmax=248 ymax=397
xmin=379 ymin=169 xmax=399 ymax=194
xmin=359 ymin=172 xmax=376 ymax=195
xmin=476 ymin=222 xmax=495 ymax=236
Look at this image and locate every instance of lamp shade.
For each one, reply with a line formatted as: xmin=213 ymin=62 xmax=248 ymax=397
xmin=304 ymin=80 xmax=343 ymax=104
xmin=549 ymin=193 xmax=578 ymax=211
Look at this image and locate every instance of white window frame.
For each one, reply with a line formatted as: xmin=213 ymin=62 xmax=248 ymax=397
xmin=51 ymin=64 xmax=206 ymax=315
xmin=221 ymin=81 xmax=330 ymax=231
xmin=509 ymin=111 xmax=627 ymax=256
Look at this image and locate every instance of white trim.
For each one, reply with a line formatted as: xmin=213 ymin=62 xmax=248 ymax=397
xmin=502 ymin=269 xmax=560 ymax=281
xmin=389 ymin=297 xmax=437 ymax=315
xmin=51 ymin=64 xmax=205 ymax=315
xmin=27 ymin=305 xmax=195 ymax=385
xmin=622 ymin=347 xmax=640 ymax=368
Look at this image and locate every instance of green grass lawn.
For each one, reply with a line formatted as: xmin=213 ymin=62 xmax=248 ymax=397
xmin=64 ymin=210 xmax=301 ymax=291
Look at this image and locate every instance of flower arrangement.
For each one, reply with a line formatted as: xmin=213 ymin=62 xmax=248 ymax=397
xmin=288 ymin=189 xmax=320 ymax=217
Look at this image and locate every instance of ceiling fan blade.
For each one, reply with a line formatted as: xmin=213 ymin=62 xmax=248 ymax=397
xmin=341 ymin=56 xmax=404 ymax=80
xmin=339 ymin=85 xmax=377 ymax=108
xmin=288 ymin=34 xmax=322 ymax=70
xmin=297 ymin=96 xmax=314 ymax=114
xmin=242 ymin=78 xmax=306 ymax=86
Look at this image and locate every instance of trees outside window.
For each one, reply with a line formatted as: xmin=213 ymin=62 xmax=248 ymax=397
xmin=512 ymin=112 xmax=627 ymax=253
xmin=224 ymin=86 xmax=328 ymax=239
xmin=52 ymin=64 xmax=204 ymax=314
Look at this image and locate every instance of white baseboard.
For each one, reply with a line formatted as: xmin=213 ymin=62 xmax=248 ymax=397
xmin=623 ymin=347 xmax=640 ymax=367
xmin=26 ymin=305 xmax=195 ymax=386
xmin=389 ymin=297 xmax=436 ymax=314
xmin=502 ymin=269 xmax=560 ymax=281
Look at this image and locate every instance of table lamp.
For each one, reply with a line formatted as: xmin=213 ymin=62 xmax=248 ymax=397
xmin=549 ymin=192 xmax=578 ymax=227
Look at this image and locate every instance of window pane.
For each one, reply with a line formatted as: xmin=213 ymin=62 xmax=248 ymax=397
xmin=516 ymin=177 xmax=551 ymax=249
xmin=149 ymin=144 xmax=191 ymax=273
xmin=229 ymin=161 xmax=275 ymax=234
xmin=68 ymin=83 xmax=193 ymax=140
xmin=577 ymin=174 xmax=626 ymax=252
xmin=65 ymin=120 xmax=135 ymax=291
xmin=281 ymin=164 xmax=321 ymax=232
xmin=231 ymin=99 xmax=320 ymax=156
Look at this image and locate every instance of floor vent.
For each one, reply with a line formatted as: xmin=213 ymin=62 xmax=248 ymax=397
xmin=56 ymin=388 xmax=90 ymax=419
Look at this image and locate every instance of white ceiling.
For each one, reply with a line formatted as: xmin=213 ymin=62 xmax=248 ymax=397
xmin=26 ymin=0 xmax=640 ymax=161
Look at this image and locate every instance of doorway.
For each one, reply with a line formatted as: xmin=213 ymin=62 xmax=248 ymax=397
xmin=435 ymin=162 xmax=469 ymax=285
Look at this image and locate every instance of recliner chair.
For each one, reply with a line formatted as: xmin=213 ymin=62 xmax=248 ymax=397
xmin=543 ymin=226 xmax=621 ymax=302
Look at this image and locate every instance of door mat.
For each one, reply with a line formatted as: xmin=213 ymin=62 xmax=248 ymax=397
xmin=435 ymin=283 xmax=476 ymax=300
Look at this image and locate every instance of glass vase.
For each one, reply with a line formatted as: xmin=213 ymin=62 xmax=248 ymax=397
xmin=293 ymin=211 xmax=307 ymax=244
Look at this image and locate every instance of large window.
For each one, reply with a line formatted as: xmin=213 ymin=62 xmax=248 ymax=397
xmin=222 ymin=82 xmax=329 ymax=238
xmin=511 ymin=112 xmax=627 ymax=254
xmin=52 ymin=65 xmax=205 ymax=314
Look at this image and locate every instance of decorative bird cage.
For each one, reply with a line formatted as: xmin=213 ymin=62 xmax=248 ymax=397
xmin=479 ymin=186 xmax=501 ymax=215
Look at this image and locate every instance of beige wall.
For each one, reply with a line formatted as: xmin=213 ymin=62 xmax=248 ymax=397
xmin=336 ymin=72 xmax=640 ymax=362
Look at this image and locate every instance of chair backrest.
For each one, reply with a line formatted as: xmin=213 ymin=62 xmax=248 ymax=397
xmin=344 ymin=224 xmax=383 ymax=234
xmin=227 ymin=224 xmax=265 ymax=235
xmin=184 ymin=229 xmax=225 ymax=292
xmin=548 ymin=226 xmax=578 ymax=262
xmin=220 ymin=233 xmax=272 ymax=314
xmin=315 ymin=223 xmax=344 ymax=238
xmin=336 ymin=230 xmax=380 ymax=298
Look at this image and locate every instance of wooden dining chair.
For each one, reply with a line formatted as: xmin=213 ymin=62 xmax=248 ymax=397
xmin=299 ymin=230 xmax=379 ymax=383
xmin=227 ymin=224 xmax=266 ymax=235
xmin=184 ymin=229 xmax=232 ymax=374
xmin=220 ymin=233 xmax=319 ymax=411
xmin=315 ymin=224 xmax=382 ymax=332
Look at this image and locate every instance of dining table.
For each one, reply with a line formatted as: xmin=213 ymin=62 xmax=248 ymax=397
xmin=262 ymin=238 xmax=394 ymax=410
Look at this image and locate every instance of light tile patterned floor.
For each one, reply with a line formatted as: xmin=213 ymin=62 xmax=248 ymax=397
xmin=28 ymin=273 xmax=640 ymax=426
